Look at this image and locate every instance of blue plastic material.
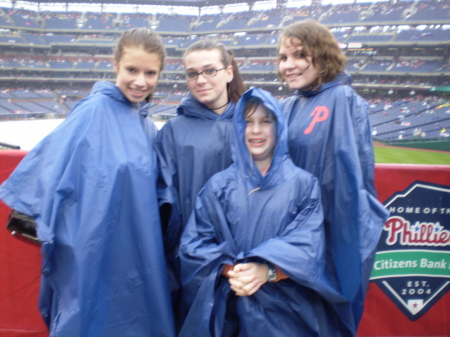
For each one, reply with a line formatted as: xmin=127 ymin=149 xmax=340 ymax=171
xmin=281 ymin=72 xmax=390 ymax=335
xmin=179 ymin=87 xmax=346 ymax=337
xmin=155 ymin=94 xmax=235 ymax=230
xmin=0 ymin=81 xmax=176 ymax=337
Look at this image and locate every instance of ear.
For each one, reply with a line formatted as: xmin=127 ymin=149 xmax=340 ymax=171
xmin=225 ymin=65 xmax=233 ymax=84
xmin=113 ymin=60 xmax=119 ymax=75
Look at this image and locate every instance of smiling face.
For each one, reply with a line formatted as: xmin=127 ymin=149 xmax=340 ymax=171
xmin=245 ymin=104 xmax=277 ymax=172
xmin=183 ymin=49 xmax=233 ymax=113
xmin=278 ymin=37 xmax=320 ymax=91
xmin=114 ymin=47 xmax=161 ymax=104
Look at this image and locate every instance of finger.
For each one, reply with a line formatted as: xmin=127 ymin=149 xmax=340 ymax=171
xmin=228 ymin=277 xmax=245 ymax=289
xmin=231 ymin=285 xmax=251 ymax=297
xmin=242 ymin=279 xmax=262 ymax=295
xmin=233 ymin=263 xmax=254 ymax=272
xmin=234 ymin=275 xmax=258 ymax=286
xmin=232 ymin=281 xmax=262 ymax=297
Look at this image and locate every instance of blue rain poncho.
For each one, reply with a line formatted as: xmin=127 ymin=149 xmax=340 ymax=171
xmin=155 ymin=94 xmax=235 ymax=231
xmin=179 ymin=87 xmax=345 ymax=337
xmin=281 ymin=72 xmax=389 ymax=335
xmin=0 ymin=81 xmax=176 ymax=337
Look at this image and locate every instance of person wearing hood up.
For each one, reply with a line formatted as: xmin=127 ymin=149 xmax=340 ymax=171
xmin=277 ymin=19 xmax=389 ymax=336
xmin=0 ymin=28 xmax=176 ymax=337
xmin=178 ymin=87 xmax=345 ymax=337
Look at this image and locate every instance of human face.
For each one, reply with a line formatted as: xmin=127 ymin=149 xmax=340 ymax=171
xmin=245 ymin=105 xmax=277 ymax=168
xmin=114 ymin=47 xmax=161 ymax=104
xmin=184 ymin=49 xmax=233 ymax=112
xmin=278 ymin=37 xmax=319 ymax=91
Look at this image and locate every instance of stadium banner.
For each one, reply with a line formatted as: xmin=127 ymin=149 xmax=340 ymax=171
xmin=0 ymin=152 xmax=449 ymax=336
xmin=358 ymin=164 xmax=450 ymax=337
xmin=0 ymin=150 xmax=47 ymax=337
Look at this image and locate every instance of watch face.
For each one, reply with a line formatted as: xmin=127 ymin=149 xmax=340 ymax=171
xmin=267 ymin=266 xmax=278 ymax=282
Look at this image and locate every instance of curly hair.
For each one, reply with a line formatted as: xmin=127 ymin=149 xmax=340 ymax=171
xmin=277 ymin=19 xmax=346 ymax=90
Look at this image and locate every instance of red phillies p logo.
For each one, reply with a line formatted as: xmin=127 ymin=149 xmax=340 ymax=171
xmin=304 ymin=106 xmax=329 ymax=134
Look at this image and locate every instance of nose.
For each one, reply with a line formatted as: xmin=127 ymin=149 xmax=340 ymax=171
xmin=284 ymin=57 xmax=295 ymax=69
xmin=135 ymin=73 xmax=146 ymax=86
xmin=251 ymin=122 xmax=261 ymax=133
xmin=196 ymin=73 xmax=208 ymax=84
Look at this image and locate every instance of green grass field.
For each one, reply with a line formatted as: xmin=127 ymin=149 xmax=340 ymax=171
xmin=374 ymin=146 xmax=450 ymax=165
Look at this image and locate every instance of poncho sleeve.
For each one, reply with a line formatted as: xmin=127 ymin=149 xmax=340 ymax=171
xmin=155 ymin=120 xmax=179 ymax=205
xmin=348 ymin=91 xmax=377 ymax=197
xmin=155 ymin=120 xmax=182 ymax=242
xmin=179 ymin=177 xmax=238 ymax=309
xmin=246 ymin=175 xmax=344 ymax=303
xmin=0 ymin=98 xmax=94 ymax=247
xmin=155 ymin=120 xmax=183 ymax=297
xmin=326 ymin=88 xmax=389 ymax=312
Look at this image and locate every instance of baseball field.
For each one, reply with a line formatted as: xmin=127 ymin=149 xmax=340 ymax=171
xmin=374 ymin=144 xmax=450 ymax=165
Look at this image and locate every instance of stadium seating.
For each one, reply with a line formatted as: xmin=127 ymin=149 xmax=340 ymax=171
xmin=0 ymin=0 xmax=448 ymax=142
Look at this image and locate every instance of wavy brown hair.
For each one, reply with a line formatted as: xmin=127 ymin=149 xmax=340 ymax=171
xmin=114 ymin=27 xmax=165 ymax=102
xmin=183 ymin=39 xmax=246 ymax=104
xmin=277 ymin=19 xmax=346 ymax=90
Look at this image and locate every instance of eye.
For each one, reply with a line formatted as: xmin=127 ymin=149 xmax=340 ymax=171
xmin=278 ymin=55 xmax=287 ymax=62
xmin=204 ymin=68 xmax=216 ymax=76
xmin=147 ymin=71 xmax=157 ymax=76
xmin=127 ymin=67 xmax=136 ymax=73
xmin=185 ymin=72 xmax=197 ymax=80
xmin=295 ymin=52 xmax=305 ymax=59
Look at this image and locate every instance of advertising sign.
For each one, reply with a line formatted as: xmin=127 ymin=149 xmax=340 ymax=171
xmin=371 ymin=182 xmax=450 ymax=321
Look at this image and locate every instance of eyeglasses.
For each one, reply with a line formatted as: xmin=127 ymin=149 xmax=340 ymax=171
xmin=184 ymin=67 xmax=226 ymax=81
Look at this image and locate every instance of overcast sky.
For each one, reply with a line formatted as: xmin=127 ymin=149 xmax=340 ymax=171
xmin=1 ymin=0 xmax=393 ymax=15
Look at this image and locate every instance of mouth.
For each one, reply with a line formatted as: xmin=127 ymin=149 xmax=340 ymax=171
xmin=197 ymin=89 xmax=210 ymax=94
xmin=248 ymin=139 xmax=266 ymax=146
xmin=130 ymin=88 xmax=147 ymax=95
xmin=286 ymin=73 xmax=302 ymax=80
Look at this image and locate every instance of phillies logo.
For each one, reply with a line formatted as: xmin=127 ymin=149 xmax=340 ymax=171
xmin=371 ymin=182 xmax=450 ymax=321
xmin=304 ymin=106 xmax=329 ymax=134
xmin=384 ymin=217 xmax=450 ymax=246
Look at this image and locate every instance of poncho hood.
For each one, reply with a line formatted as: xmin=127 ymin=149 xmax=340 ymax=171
xmin=177 ymin=93 xmax=234 ymax=121
xmin=295 ymin=71 xmax=352 ymax=98
xmin=90 ymin=81 xmax=151 ymax=115
xmin=233 ymin=87 xmax=290 ymax=190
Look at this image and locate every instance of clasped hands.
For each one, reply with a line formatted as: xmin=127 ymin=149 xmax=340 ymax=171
xmin=227 ymin=262 xmax=268 ymax=296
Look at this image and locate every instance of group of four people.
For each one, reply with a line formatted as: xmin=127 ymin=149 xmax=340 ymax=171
xmin=0 ymin=19 xmax=388 ymax=337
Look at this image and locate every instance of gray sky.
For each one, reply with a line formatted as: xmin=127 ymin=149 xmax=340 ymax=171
xmin=1 ymin=0 xmax=391 ymax=15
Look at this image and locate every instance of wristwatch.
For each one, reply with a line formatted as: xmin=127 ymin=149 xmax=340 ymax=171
xmin=266 ymin=262 xmax=278 ymax=283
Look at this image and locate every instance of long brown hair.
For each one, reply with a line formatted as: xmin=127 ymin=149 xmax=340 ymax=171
xmin=183 ymin=39 xmax=246 ymax=104
xmin=277 ymin=19 xmax=346 ymax=90
xmin=114 ymin=27 xmax=165 ymax=101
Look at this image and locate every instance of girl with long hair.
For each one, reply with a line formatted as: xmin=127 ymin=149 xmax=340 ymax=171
xmin=0 ymin=28 xmax=175 ymax=337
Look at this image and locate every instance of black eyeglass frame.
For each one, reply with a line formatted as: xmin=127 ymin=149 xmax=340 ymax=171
xmin=184 ymin=67 xmax=227 ymax=81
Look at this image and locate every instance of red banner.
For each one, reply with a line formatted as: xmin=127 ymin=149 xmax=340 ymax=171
xmin=1 ymin=151 xmax=449 ymax=337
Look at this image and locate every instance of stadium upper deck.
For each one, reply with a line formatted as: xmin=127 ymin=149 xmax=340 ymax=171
xmin=0 ymin=1 xmax=449 ymax=32
xmin=0 ymin=0 xmax=449 ymax=137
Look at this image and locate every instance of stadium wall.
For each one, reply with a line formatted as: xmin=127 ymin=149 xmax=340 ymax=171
xmin=1 ymin=151 xmax=450 ymax=336
xmin=383 ymin=139 xmax=450 ymax=152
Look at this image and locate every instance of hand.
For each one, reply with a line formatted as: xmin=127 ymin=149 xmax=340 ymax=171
xmin=227 ymin=262 xmax=268 ymax=296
